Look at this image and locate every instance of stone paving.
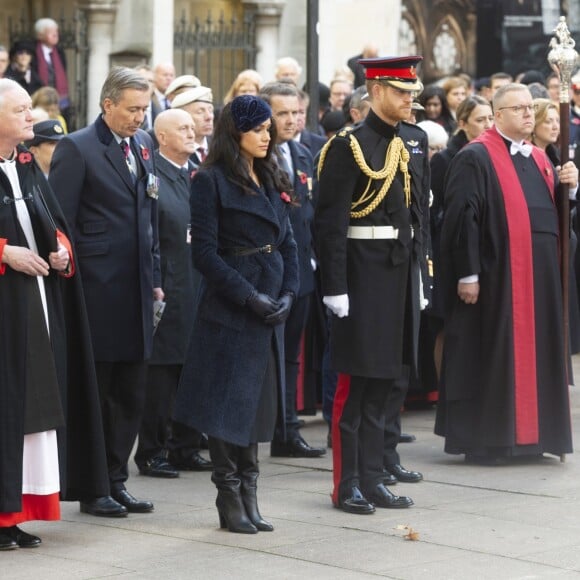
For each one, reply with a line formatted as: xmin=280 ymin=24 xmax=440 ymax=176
xmin=4 ymin=358 xmax=580 ymax=579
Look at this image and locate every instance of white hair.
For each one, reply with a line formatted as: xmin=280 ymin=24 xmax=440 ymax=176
xmin=417 ymin=120 xmax=449 ymax=148
xmin=34 ymin=18 xmax=58 ymax=38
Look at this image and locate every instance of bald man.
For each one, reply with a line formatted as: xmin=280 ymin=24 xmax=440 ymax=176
xmin=135 ymin=109 xmax=212 ymax=476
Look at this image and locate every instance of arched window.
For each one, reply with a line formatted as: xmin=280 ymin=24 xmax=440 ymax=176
xmin=399 ymin=15 xmax=418 ymax=56
xmin=432 ymin=22 xmax=460 ymax=75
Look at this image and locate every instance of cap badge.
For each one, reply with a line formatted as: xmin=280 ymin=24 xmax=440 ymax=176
xmin=53 ymin=124 xmax=63 ymax=134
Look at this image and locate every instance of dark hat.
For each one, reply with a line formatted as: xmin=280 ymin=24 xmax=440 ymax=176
xmin=474 ymin=76 xmax=490 ymax=91
xmin=230 ymin=95 xmax=272 ymax=132
xmin=358 ymin=55 xmax=423 ymax=93
xmin=519 ymin=69 xmax=545 ymax=86
xmin=25 ymin=119 xmax=65 ymax=148
xmin=9 ymin=40 xmax=35 ymax=60
xmin=321 ymin=109 xmax=346 ymax=133
xmin=318 ymin=82 xmax=330 ymax=109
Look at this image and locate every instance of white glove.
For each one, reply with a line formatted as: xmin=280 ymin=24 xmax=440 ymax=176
xmin=323 ymin=294 xmax=349 ymax=318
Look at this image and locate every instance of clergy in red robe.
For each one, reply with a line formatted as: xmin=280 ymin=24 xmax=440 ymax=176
xmin=436 ymin=83 xmax=578 ymax=463
xmin=0 ymin=79 xmax=108 ymax=549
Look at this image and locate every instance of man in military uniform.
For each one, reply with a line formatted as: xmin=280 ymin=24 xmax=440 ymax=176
xmin=315 ymin=56 xmax=431 ymax=514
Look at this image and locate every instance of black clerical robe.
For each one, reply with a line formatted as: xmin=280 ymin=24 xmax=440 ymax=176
xmin=0 ymin=146 xmax=109 ymax=512
xmin=435 ymin=127 xmax=573 ymax=457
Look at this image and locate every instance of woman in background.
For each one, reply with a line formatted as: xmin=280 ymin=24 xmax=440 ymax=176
xmin=531 ymin=98 xmax=580 ymax=355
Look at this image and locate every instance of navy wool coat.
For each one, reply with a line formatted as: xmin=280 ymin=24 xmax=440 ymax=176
xmin=173 ymin=165 xmax=299 ymax=446
xmin=49 ymin=116 xmax=161 ymax=361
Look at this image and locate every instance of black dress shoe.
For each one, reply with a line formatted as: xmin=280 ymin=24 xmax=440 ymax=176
xmin=382 ymin=470 xmax=398 ymax=486
xmin=399 ymin=433 xmax=417 ymax=443
xmin=80 ymin=495 xmax=128 ymax=517
xmin=335 ymin=486 xmax=375 ymax=515
xmin=385 ymin=463 xmax=423 ymax=483
xmin=168 ymin=451 xmax=213 ymax=471
xmin=364 ymin=483 xmax=414 ymax=509
xmin=138 ymin=456 xmax=179 ymax=478
xmin=111 ymin=489 xmax=154 ymax=513
xmin=6 ymin=526 xmax=41 ymax=548
xmin=271 ymin=435 xmax=327 ymax=458
xmin=0 ymin=529 xmax=18 ymax=550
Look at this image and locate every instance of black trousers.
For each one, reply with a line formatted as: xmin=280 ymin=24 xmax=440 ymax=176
xmin=95 ymin=361 xmax=148 ymax=491
xmin=331 ymin=374 xmax=393 ymax=504
xmin=135 ymin=363 xmax=202 ymax=466
xmin=273 ymin=294 xmax=310 ymax=443
xmin=383 ymin=370 xmax=410 ymax=465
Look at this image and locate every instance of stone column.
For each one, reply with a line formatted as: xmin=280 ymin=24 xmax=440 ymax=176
xmin=242 ymin=0 xmax=286 ymax=80
xmin=78 ymin=1 xmax=120 ymax=123
xmin=151 ymin=0 xmax=174 ymax=66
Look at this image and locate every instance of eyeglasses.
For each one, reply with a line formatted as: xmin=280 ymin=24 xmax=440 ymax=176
xmin=497 ymin=104 xmax=534 ymax=114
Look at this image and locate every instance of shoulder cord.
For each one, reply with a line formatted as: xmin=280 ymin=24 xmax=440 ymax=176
xmin=317 ymin=130 xmax=411 ymax=219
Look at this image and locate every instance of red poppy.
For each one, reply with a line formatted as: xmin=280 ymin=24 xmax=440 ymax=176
xmin=140 ymin=146 xmax=150 ymax=161
xmin=297 ymin=170 xmax=308 ymax=184
xmin=280 ymin=192 xmax=291 ymax=204
xmin=18 ymin=152 xmax=32 ymax=164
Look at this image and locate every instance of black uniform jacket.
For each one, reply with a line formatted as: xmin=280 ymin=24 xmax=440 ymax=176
xmin=315 ymin=110 xmax=431 ymax=379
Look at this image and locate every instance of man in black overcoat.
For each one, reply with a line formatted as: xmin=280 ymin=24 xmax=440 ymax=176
xmin=50 ymin=67 xmax=163 ymax=516
xmin=260 ymin=81 xmax=326 ymax=458
xmin=315 ymin=56 xmax=431 ymax=514
xmin=134 ymin=108 xmax=212 ymax=477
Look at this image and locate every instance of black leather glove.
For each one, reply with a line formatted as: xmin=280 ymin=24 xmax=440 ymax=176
xmin=246 ymin=291 xmax=279 ymax=318
xmin=265 ymin=293 xmax=294 ymax=326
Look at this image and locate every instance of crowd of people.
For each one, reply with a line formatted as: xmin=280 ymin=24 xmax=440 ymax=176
xmin=1 ymin=24 xmax=580 ymax=548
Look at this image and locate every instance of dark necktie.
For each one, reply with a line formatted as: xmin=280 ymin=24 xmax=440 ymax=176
xmin=120 ymin=139 xmax=130 ymax=160
xmin=120 ymin=139 xmax=136 ymax=177
xmin=179 ymin=167 xmax=191 ymax=186
xmin=47 ymin=50 xmax=55 ymax=87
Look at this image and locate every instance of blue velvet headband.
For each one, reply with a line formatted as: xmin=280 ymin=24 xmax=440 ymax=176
xmin=231 ymin=95 xmax=272 ymax=133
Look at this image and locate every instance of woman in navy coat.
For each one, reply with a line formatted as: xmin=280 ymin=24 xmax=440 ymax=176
xmin=173 ymin=95 xmax=299 ymax=534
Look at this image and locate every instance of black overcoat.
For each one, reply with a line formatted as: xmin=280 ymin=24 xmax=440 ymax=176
xmin=287 ymin=139 xmax=315 ymax=297
xmin=49 ymin=116 xmax=161 ymax=362
xmin=173 ymin=165 xmax=299 ymax=446
xmin=0 ymin=147 xmax=109 ymax=512
xmin=150 ymin=153 xmax=198 ymax=364
xmin=315 ymin=111 xmax=431 ymax=379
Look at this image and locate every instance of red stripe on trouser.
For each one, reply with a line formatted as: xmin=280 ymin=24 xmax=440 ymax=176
xmin=331 ymin=373 xmax=351 ymax=505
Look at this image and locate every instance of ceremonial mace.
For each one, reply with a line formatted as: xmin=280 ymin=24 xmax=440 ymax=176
xmin=548 ymin=17 xmax=578 ymax=463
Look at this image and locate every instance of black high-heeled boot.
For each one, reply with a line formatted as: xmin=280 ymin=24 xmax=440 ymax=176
xmin=209 ymin=437 xmax=257 ymax=534
xmin=239 ymin=443 xmax=274 ymax=532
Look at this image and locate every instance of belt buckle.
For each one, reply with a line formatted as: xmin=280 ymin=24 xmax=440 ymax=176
xmin=261 ymin=244 xmax=273 ymax=254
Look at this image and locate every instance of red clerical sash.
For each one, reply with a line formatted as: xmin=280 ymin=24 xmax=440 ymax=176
xmin=474 ymin=128 xmax=554 ymax=445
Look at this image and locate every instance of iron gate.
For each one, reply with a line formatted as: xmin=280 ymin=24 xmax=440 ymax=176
xmin=8 ymin=10 xmax=89 ymax=132
xmin=174 ymin=10 xmax=258 ymax=104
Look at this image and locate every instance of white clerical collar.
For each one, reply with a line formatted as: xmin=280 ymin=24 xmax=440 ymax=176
xmin=496 ymin=127 xmax=525 ymax=148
